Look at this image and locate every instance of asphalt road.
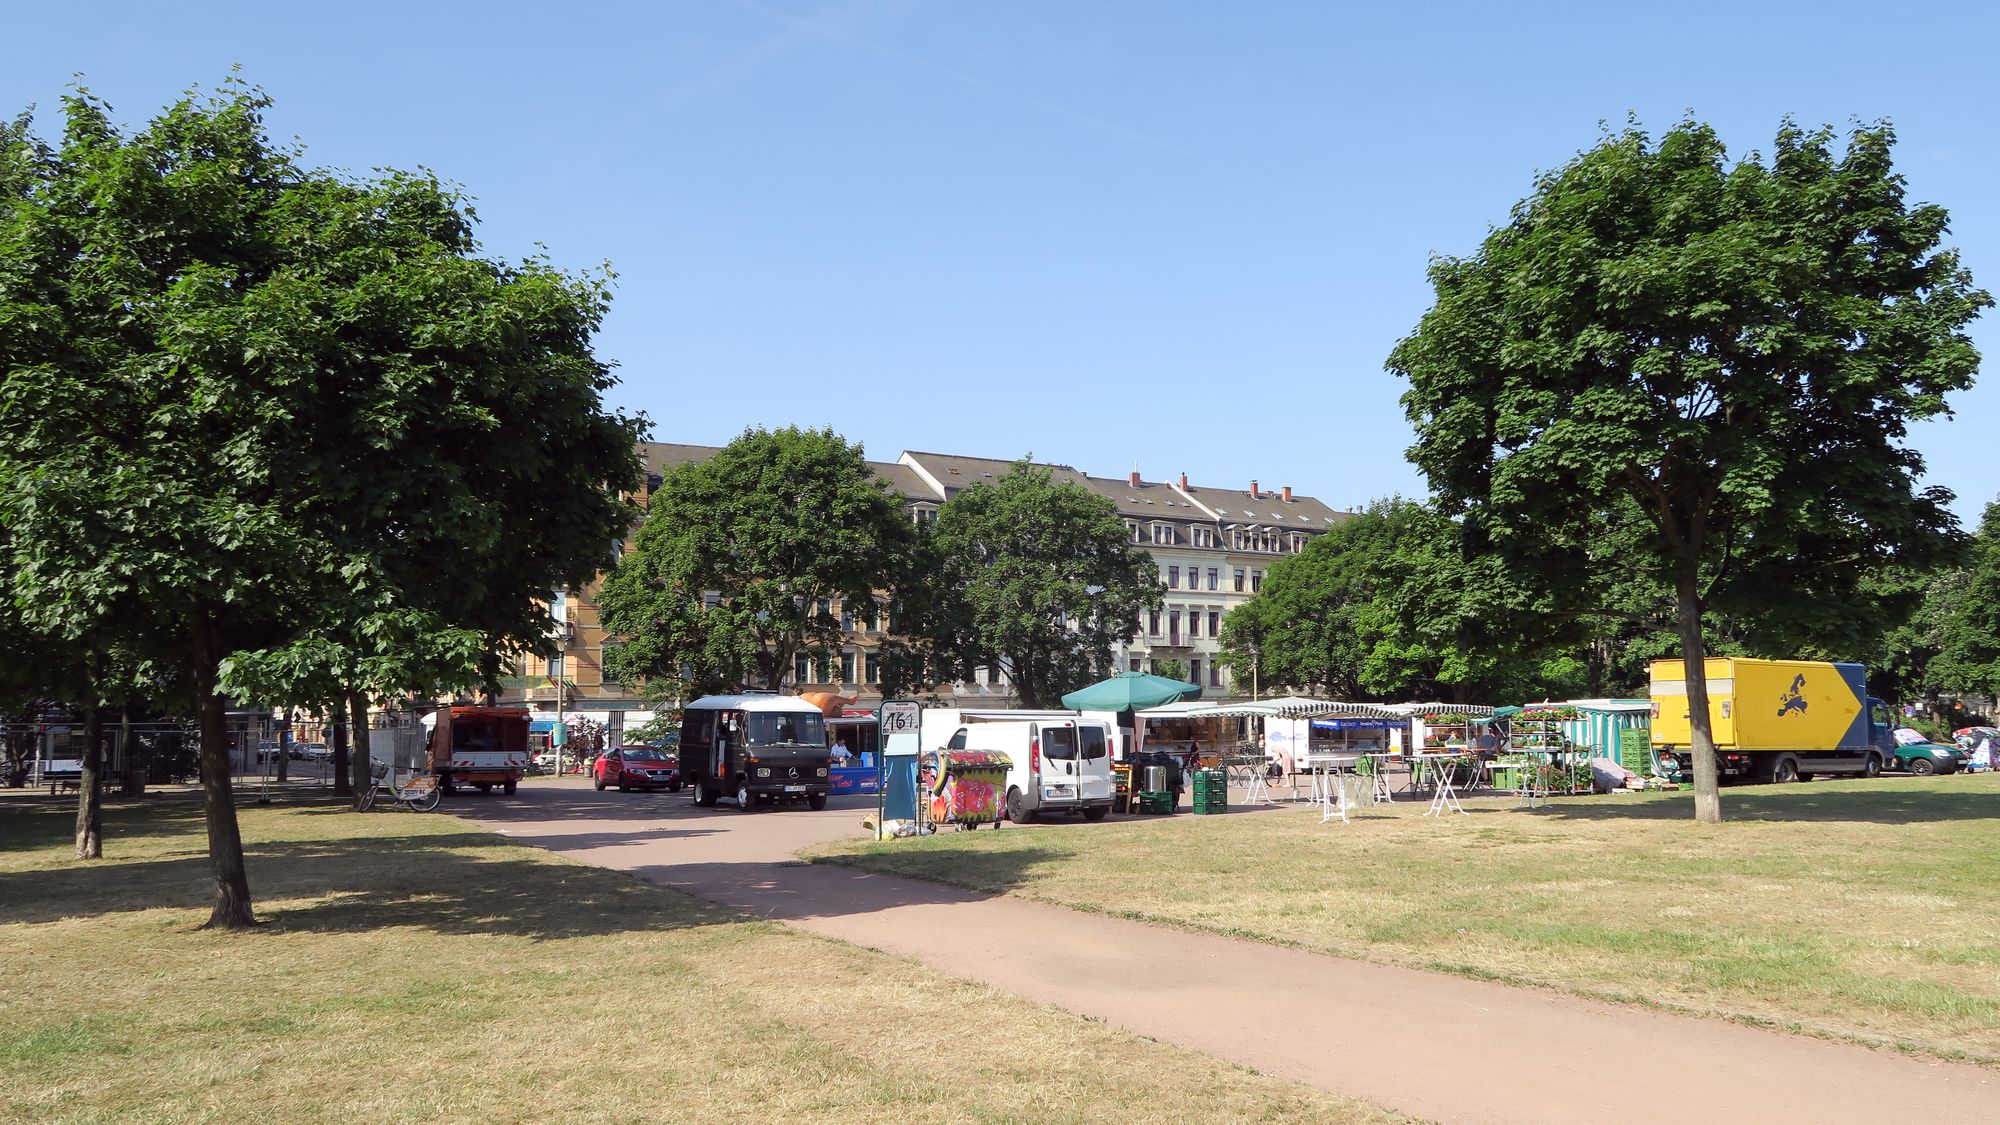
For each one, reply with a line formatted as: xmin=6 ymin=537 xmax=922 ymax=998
xmin=457 ymin=779 xmax=1996 ymax=1125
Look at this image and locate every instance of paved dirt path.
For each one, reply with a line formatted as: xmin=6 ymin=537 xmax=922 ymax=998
xmin=463 ymin=781 xmax=1994 ymax=1124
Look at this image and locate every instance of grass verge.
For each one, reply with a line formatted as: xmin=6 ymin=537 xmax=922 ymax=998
xmin=0 ymin=799 xmax=1402 ymax=1124
xmin=810 ymin=773 xmax=2000 ymax=1066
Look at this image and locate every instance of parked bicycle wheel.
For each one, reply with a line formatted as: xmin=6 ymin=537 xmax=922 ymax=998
xmin=357 ymin=785 xmax=378 ymax=812
xmin=409 ymin=783 xmax=442 ymax=813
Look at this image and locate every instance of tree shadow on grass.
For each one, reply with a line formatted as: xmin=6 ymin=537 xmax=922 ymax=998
xmin=611 ymin=846 xmax=1074 ymax=931
xmin=0 ymin=805 xmax=740 ymax=939
xmin=1484 ymin=782 xmax=1999 ymax=826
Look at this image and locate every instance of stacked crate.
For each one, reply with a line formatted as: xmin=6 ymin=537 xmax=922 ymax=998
xmin=1191 ymin=768 xmax=1228 ymax=815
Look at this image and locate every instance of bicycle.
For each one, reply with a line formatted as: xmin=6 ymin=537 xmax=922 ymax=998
xmin=358 ymin=762 xmax=442 ymax=812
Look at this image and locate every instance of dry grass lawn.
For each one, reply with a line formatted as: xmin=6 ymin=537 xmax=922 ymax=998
xmin=813 ymin=773 xmax=2000 ymax=1065
xmin=0 ymin=799 xmax=1403 ymax=1124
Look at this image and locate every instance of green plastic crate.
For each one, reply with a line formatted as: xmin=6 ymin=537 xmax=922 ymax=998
xmin=1619 ymin=728 xmax=1653 ymax=775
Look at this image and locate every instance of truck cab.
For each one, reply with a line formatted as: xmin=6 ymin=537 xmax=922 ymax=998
xmin=680 ymin=694 xmax=832 ymax=812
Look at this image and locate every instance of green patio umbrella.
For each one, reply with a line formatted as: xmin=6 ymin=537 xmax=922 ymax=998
xmin=1061 ymin=671 xmax=1202 ymax=712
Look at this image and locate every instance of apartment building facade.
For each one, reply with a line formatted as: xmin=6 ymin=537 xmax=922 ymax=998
xmin=522 ymin=443 xmax=1347 ymax=728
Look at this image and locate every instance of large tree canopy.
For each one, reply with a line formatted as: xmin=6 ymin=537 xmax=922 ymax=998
xmin=0 ymin=81 xmax=641 ymax=924
xmin=1931 ymin=499 xmax=2000 ymax=700
xmin=1391 ymin=119 xmax=1988 ymax=822
xmin=891 ymin=461 xmax=1161 ymax=708
xmin=599 ymin=427 xmax=912 ymax=701
xmin=1218 ymin=498 xmax=1582 ymax=703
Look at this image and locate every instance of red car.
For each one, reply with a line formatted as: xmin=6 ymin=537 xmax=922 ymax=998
xmin=594 ymin=746 xmax=682 ymax=792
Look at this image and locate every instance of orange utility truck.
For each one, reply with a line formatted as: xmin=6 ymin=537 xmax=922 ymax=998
xmin=428 ymin=706 xmax=531 ymax=795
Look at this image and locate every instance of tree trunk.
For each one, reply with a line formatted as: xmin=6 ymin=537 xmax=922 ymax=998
xmin=75 ymin=695 xmax=104 ymax=860
xmin=330 ymin=704 xmax=352 ymax=800
xmin=192 ymin=619 xmax=257 ymax=929
xmin=348 ymin=694 xmax=372 ymax=798
xmin=1676 ymin=569 xmax=1723 ymax=824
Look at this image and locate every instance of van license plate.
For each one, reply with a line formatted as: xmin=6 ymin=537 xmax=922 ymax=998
xmin=783 ymin=785 xmax=806 ymax=793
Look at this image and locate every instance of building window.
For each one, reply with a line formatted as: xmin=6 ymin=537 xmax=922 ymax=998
xmin=795 ymin=653 xmax=812 ymax=684
xmin=1208 ymin=609 xmax=1221 ymax=636
xmin=1151 ymin=524 xmax=1172 ymax=545
xmin=600 ymin=644 xmax=621 ymax=689
xmin=1251 ymin=570 xmax=1264 ymax=593
xmin=1233 ymin=568 xmax=1246 ymax=592
xmin=841 ymin=606 xmax=857 ymax=632
xmin=840 ymin=651 xmax=855 ymax=684
xmin=864 ymin=652 xmax=879 ymax=684
xmin=1167 ymin=565 xmax=1180 ymax=589
xmin=1186 ymin=611 xmax=1199 ymax=640
xmin=1127 ymin=520 xmax=1141 ymax=543
xmin=913 ymin=506 xmax=938 ymax=525
xmin=1207 ymin=567 xmax=1219 ymax=591
xmin=1168 ymin=610 xmax=1181 ymax=646
xmin=1129 ymin=657 xmax=1142 ymax=672
xmin=1148 ymin=611 xmax=1161 ymax=637
xmin=1193 ymin=527 xmax=1215 ymax=549
xmin=1189 ymin=658 xmax=1203 ymax=687
xmin=1210 ymin=662 xmax=1222 ymax=687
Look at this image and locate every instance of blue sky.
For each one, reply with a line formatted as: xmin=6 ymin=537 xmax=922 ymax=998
xmin=7 ymin=1 xmax=1999 ymax=521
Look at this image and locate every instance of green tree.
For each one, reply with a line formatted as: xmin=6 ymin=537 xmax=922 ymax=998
xmin=902 ymin=461 xmax=1161 ymax=708
xmin=1392 ymin=120 xmax=1988 ymax=822
xmin=600 ymin=427 xmax=912 ymax=701
xmin=1933 ymin=500 xmax=2000 ymax=699
xmin=1 ymin=81 xmax=640 ymax=924
xmin=1218 ymin=499 xmax=1581 ymax=703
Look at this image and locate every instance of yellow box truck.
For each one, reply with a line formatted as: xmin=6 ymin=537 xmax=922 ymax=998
xmin=1648 ymin=658 xmax=1896 ymax=783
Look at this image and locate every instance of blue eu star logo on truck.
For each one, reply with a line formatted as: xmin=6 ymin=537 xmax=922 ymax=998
xmin=1778 ymin=674 xmax=1809 ymax=717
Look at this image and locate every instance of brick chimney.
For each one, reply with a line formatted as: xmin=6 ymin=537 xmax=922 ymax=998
xmin=1282 ymin=485 xmax=1293 ymax=502
xmin=1249 ymin=480 xmax=1261 ymax=499
xmin=1179 ymin=472 xmax=1189 ymax=490
xmin=1128 ymin=470 xmax=1142 ymax=487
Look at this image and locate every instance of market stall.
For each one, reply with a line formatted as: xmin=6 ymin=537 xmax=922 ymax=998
xmin=827 ymin=712 xmax=882 ymax=795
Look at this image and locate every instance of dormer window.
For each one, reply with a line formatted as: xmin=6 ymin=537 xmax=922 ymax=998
xmin=1150 ymin=522 xmax=1173 ymax=545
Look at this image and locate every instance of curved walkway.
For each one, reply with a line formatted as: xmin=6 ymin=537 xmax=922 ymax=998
xmin=463 ymin=782 xmax=1993 ymax=1125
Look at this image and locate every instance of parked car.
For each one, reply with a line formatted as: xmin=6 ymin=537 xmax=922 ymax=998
xmin=290 ymin=742 xmax=328 ymax=761
xmin=594 ymin=746 xmax=681 ymax=792
xmin=1885 ymin=741 xmax=1960 ymax=776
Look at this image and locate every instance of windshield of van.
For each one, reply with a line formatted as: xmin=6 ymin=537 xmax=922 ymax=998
xmin=1041 ymin=727 xmax=1078 ymax=759
xmin=745 ymin=712 xmax=826 ymax=747
xmin=1077 ymin=727 xmax=1107 ymax=760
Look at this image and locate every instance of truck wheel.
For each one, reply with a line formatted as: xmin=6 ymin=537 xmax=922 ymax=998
xmin=1862 ymin=754 xmax=1882 ymax=778
xmin=1006 ymin=787 xmax=1036 ymax=824
xmin=1083 ymin=806 xmax=1109 ymax=822
xmin=1910 ymin=756 xmax=1936 ymax=776
xmin=1772 ymin=756 xmax=1800 ymax=783
xmin=808 ymin=792 xmax=828 ymax=811
xmin=440 ymin=774 xmax=457 ymax=795
xmin=736 ymin=782 xmax=755 ymax=810
xmin=694 ymin=783 xmax=717 ymax=807
xmin=503 ymin=779 xmax=517 ymax=795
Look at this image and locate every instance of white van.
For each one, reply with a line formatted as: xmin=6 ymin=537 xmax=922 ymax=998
xmin=949 ymin=717 xmax=1115 ymax=823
